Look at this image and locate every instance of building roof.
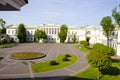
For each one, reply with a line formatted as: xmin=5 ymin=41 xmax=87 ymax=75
xmin=0 ymin=0 xmax=28 ymax=11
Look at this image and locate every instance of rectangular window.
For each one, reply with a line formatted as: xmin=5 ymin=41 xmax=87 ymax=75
xmin=12 ymin=30 xmax=14 ymax=34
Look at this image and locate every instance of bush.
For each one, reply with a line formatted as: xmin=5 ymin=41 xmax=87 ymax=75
xmin=8 ymin=38 xmax=14 ymax=43
xmin=80 ymin=40 xmax=89 ymax=47
xmin=1 ymin=38 xmax=7 ymax=44
xmin=50 ymin=60 xmax=58 ymax=65
xmin=62 ymin=57 xmax=70 ymax=61
xmin=93 ymin=43 xmax=105 ymax=50
xmin=65 ymin=54 xmax=71 ymax=57
xmin=93 ymin=43 xmax=115 ymax=56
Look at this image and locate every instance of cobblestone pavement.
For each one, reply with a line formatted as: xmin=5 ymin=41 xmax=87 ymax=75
xmin=0 ymin=43 xmax=89 ymax=80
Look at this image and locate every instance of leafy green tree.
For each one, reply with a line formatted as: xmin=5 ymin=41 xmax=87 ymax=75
xmin=58 ymin=24 xmax=68 ymax=43
xmin=0 ymin=18 xmax=6 ymax=28
xmin=73 ymin=33 xmax=77 ymax=43
xmin=100 ymin=16 xmax=115 ymax=46
xmin=87 ymin=49 xmax=112 ymax=80
xmin=17 ymin=23 xmax=26 ymax=43
xmin=0 ymin=18 xmax=6 ymax=34
xmin=34 ymin=29 xmax=47 ymax=42
xmin=112 ymin=4 xmax=120 ymax=27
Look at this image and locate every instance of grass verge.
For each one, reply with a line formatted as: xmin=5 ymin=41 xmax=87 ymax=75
xmin=32 ymin=54 xmax=77 ymax=72
xmin=77 ymin=46 xmax=91 ymax=53
xmin=66 ymin=60 xmax=120 ymax=80
xmin=0 ymin=44 xmax=16 ymax=48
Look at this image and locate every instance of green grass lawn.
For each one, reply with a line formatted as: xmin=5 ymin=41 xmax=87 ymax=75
xmin=32 ymin=54 xmax=77 ymax=72
xmin=66 ymin=60 xmax=120 ymax=80
xmin=0 ymin=44 xmax=16 ymax=48
xmin=77 ymin=46 xmax=91 ymax=53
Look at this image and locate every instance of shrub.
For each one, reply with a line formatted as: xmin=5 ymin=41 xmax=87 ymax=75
xmin=93 ymin=43 xmax=115 ymax=56
xmin=65 ymin=54 xmax=71 ymax=57
xmin=1 ymin=38 xmax=7 ymax=44
xmin=93 ymin=43 xmax=105 ymax=50
xmin=80 ymin=40 xmax=89 ymax=47
xmin=62 ymin=57 xmax=70 ymax=61
xmin=8 ymin=38 xmax=14 ymax=43
xmin=50 ymin=60 xmax=58 ymax=65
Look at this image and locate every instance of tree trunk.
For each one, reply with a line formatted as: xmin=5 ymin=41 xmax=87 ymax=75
xmin=107 ymin=36 xmax=109 ymax=46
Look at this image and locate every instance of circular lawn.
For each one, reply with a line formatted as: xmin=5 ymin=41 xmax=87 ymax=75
xmin=10 ymin=52 xmax=46 ymax=60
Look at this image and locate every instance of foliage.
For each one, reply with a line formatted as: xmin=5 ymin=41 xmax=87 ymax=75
xmin=1 ymin=38 xmax=7 ymax=44
xmin=87 ymin=49 xmax=112 ymax=80
xmin=93 ymin=43 xmax=105 ymax=50
xmin=0 ymin=27 xmax=6 ymax=34
xmin=0 ymin=18 xmax=6 ymax=34
xmin=32 ymin=54 xmax=77 ymax=72
xmin=66 ymin=60 xmax=120 ymax=80
xmin=80 ymin=40 xmax=89 ymax=47
xmin=93 ymin=43 xmax=115 ymax=56
xmin=34 ymin=29 xmax=47 ymax=42
xmin=49 ymin=60 xmax=58 ymax=65
xmin=8 ymin=38 xmax=14 ymax=43
xmin=73 ymin=33 xmax=77 ymax=43
xmin=100 ymin=16 xmax=115 ymax=46
xmin=87 ymin=49 xmax=112 ymax=68
xmin=112 ymin=4 xmax=120 ymax=27
xmin=17 ymin=23 xmax=26 ymax=43
xmin=0 ymin=44 xmax=16 ymax=48
xmin=65 ymin=54 xmax=71 ymax=57
xmin=58 ymin=24 xmax=68 ymax=43
xmin=10 ymin=52 xmax=45 ymax=60
xmin=62 ymin=57 xmax=70 ymax=61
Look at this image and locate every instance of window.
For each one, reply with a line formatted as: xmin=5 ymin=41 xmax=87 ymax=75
xmin=8 ymin=30 xmax=10 ymax=34
xmin=12 ymin=30 xmax=14 ymax=34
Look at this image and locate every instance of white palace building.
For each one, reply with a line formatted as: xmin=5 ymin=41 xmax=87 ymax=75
xmin=6 ymin=23 xmax=120 ymax=56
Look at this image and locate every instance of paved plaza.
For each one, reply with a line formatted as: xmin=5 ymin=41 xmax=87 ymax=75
xmin=0 ymin=43 xmax=88 ymax=80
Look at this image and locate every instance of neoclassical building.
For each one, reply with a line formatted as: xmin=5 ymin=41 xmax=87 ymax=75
xmin=6 ymin=24 xmax=119 ymax=56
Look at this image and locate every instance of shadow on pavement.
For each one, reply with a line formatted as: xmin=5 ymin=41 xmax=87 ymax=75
xmin=0 ymin=76 xmax=96 ymax=80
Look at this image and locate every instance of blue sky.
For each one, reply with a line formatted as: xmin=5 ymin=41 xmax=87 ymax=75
xmin=0 ymin=0 xmax=120 ymax=27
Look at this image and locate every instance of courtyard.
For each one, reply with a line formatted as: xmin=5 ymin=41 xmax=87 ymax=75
xmin=0 ymin=43 xmax=88 ymax=80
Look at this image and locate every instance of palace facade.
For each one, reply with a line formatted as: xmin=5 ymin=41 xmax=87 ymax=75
xmin=6 ymin=24 xmax=120 ymax=56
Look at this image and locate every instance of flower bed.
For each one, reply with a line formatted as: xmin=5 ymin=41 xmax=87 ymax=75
xmin=10 ymin=52 xmax=46 ymax=60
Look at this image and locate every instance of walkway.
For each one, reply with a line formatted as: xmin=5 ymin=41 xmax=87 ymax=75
xmin=0 ymin=43 xmax=88 ymax=80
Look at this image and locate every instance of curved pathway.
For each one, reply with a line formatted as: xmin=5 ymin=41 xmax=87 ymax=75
xmin=0 ymin=43 xmax=88 ymax=80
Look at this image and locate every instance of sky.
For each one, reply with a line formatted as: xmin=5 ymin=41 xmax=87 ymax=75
xmin=0 ymin=0 xmax=120 ymax=27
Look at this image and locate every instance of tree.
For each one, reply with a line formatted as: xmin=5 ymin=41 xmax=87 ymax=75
xmin=73 ymin=33 xmax=77 ymax=43
xmin=0 ymin=18 xmax=6 ymax=34
xmin=100 ymin=16 xmax=115 ymax=46
xmin=58 ymin=24 xmax=68 ymax=43
xmin=34 ymin=29 xmax=47 ymax=42
xmin=17 ymin=23 xmax=26 ymax=43
xmin=87 ymin=49 xmax=112 ymax=80
xmin=112 ymin=4 xmax=120 ymax=27
xmin=0 ymin=18 xmax=6 ymax=28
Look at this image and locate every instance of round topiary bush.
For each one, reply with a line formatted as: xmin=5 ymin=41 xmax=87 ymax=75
xmin=65 ymin=54 xmax=71 ymax=57
xmin=62 ymin=57 xmax=70 ymax=61
xmin=10 ymin=52 xmax=46 ymax=60
xmin=50 ymin=60 xmax=58 ymax=65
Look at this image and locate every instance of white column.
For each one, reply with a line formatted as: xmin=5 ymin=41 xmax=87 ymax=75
xmin=116 ymin=29 xmax=120 ymax=56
